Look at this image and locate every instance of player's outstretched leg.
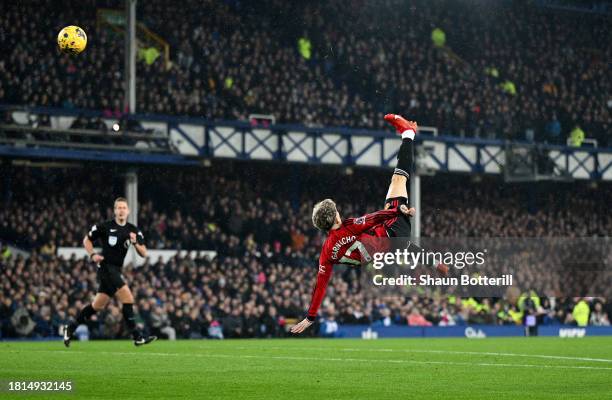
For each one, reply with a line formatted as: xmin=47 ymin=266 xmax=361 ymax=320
xmin=383 ymin=114 xmax=418 ymax=201
xmin=379 ymin=113 xmax=418 ymax=239
xmin=383 ymin=114 xmax=448 ymax=276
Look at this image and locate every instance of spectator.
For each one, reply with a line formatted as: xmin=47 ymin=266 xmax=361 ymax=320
xmin=407 ymin=307 xmax=432 ymax=327
xmin=319 ymin=306 xmax=341 ymax=338
xmin=568 ymin=125 xmax=585 ymax=147
xmin=590 ymin=302 xmax=610 ymax=326
xmin=571 ymin=298 xmax=590 ymax=327
xmin=545 ymin=114 xmax=562 ymax=143
xmin=150 ymin=305 xmax=177 ymax=340
xmin=222 ymin=308 xmax=244 ymax=339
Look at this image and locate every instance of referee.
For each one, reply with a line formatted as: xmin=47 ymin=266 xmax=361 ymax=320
xmin=64 ymin=197 xmax=156 ymax=347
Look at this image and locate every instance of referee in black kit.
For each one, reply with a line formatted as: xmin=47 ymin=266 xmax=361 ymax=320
xmin=64 ymin=197 xmax=156 ymax=347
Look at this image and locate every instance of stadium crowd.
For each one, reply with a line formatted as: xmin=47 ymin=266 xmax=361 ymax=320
xmin=0 ymin=0 xmax=610 ymax=144
xmin=1 ymin=165 xmax=611 ymax=339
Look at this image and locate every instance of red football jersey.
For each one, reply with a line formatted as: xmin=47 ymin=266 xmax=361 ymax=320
xmin=306 ymin=207 xmax=402 ymax=319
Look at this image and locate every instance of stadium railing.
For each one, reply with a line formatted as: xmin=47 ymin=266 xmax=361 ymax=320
xmin=1 ymin=104 xmax=611 ymax=181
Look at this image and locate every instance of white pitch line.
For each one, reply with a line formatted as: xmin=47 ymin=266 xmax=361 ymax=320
xmin=233 ymin=345 xmax=612 ymax=364
xmin=5 ymin=349 xmax=612 ymax=371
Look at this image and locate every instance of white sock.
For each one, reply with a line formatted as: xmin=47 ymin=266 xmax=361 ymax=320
xmin=401 ymin=129 xmax=415 ymax=140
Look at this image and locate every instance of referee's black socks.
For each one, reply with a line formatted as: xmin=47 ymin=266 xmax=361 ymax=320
xmin=69 ymin=303 xmax=96 ymax=333
xmin=122 ymin=303 xmax=141 ymax=338
xmin=76 ymin=304 xmax=96 ymax=324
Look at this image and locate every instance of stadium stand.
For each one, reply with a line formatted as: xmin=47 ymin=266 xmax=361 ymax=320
xmin=0 ymin=0 xmax=609 ymax=143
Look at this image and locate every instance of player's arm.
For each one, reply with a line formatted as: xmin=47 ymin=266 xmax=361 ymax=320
xmin=291 ymin=261 xmax=333 ymax=334
xmin=130 ymin=230 xmax=147 ymax=258
xmin=84 ymin=223 xmax=104 ymax=263
xmin=348 ymin=204 xmax=415 ymax=235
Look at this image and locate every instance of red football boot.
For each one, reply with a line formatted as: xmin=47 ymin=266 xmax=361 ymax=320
xmin=384 ymin=114 xmax=418 ymax=136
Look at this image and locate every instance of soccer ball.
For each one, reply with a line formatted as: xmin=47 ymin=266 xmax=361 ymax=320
xmin=57 ymin=26 xmax=87 ymax=55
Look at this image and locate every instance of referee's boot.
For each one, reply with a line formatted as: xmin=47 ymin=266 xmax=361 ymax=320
xmin=134 ymin=334 xmax=157 ymax=347
xmin=63 ymin=324 xmax=75 ymax=348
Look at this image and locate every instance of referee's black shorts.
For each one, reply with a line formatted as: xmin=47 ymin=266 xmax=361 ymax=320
xmin=383 ymin=196 xmax=412 ymax=237
xmin=96 ymin=264 xmax=126 ymax=296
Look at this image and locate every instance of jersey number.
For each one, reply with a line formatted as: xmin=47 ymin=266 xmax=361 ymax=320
xmin=339 ymin=240 xmax=372 ymax=265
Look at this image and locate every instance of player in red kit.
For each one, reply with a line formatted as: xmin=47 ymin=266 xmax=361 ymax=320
xmin=291 ymin=114 xmax=431 ymax=334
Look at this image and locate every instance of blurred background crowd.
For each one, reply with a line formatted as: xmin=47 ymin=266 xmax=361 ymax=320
xmin=1 ymin=164 xmax=610 ymax=339
xmin=0 ymin=0 xmax=609 ymax=144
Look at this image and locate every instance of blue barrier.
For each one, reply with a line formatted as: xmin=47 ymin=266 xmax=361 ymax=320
xmin=337 ymin=325 xmax=612 ymax=338
xmin=538 ymin=326 xmax=612 ymax=337
xmin=340 ymin=326 xmax=423 ymax=339
xmin=338 ymin=325 xmax=526 ymax=339
xmin=424 ymin=325 xmax=525 ymax=338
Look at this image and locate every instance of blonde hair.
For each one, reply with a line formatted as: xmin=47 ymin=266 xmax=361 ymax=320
xmin=312 ymin=199 xmax=337 ymax=231
xmin=114 ymin=197 xmax=128 ymax=208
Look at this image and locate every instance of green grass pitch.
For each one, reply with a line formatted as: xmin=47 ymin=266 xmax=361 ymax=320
xmin=1 ymin=337 xmax=611 ymax=399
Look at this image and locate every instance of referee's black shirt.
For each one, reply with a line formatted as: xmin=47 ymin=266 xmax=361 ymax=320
xmin=87 ymin=220 xmax=144 ymax=267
